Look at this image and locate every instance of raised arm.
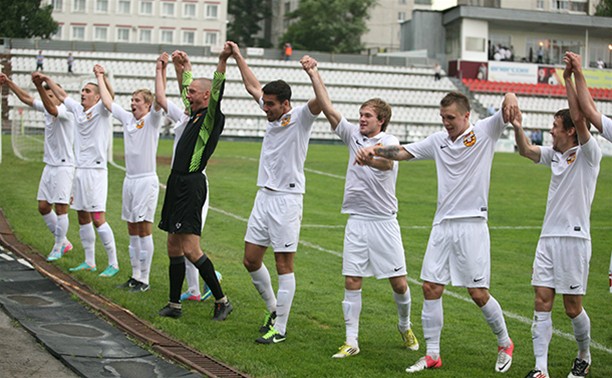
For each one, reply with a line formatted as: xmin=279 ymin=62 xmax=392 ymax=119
xmin=501 ymin=92 xmax=519 ymax=124
xmin=41 ymin=74 xmax=69 ymax=103
xmin=228 ymin=41 xmax=263 ymax=102
xmin=566 ymin=51 xmax=602 ymax=132
xmin=217 ymin=42 xmax=231 ymax=74
xmin=1 ymin=73 xmax=34 ymax=106
xmin=563 ymin=54 xmax=590 ymax=145
xmin=155 ymin=52 xmax=168 ymax=112
xmin=511 ymin=108 xmax=540 ymax=163
xmin=94 ymin=64 xmax=113 ymax=111
xmin=301 ymin=56 xmax=338 ymax=127
xmin=171 ymin=50 xmax=185 ymax=94
xmin=31 ymin=72 xmax=59 ymax=116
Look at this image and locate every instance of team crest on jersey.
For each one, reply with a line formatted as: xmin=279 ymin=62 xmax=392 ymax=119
xmin=280 ymin=114 xmax=291 ymax=127
xmin=136 ymin=119 xmax=144 ymax=129
xmin=463 ymin=131 xmax=476 ymax=147
xmin=566 ymin=151 xmax=577 ymax=164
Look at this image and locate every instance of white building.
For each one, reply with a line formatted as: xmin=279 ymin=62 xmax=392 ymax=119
xmin=45 ymin=0 xmax=228 ymax=50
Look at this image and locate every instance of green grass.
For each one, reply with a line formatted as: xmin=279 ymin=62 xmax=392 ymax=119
xmin=1 ymin=136 xmax=611 ymax=378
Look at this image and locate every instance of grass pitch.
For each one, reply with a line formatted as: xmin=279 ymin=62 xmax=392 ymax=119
xmin=0 ymin=136 xmax=611 ymax=377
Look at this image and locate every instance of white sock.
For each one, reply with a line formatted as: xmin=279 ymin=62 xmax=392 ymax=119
xmin=249 ymin=264 xmax=277 ymax=312
xmin=481 ymin=295 xmax=511 ymax=347
xmin=393 ymin=287 xmax=412 ymax=332
xmin=54 ymin=214 xmax=69 ymax=249
xmin=422 ymin=298 xmax=443 ymax=359
xmin=532 ymin=311 xmax=552 ymax=375
xmin=79 ymin=223 xmax=96 ymax=267
xmin=571 ymin=309 xmax=591 ymax=363
xmin=42 ymin=211 xmax=57 ymax=234
xmin=96 ymin=222 xmax=118 ymax=268
xmin=343 ymin=289 xmax=362 ymax=348
xmin=185 ymin=260 xmax=200 ymax=295
xmin=139 ymin=235 xmax=154 ymax=285
xmin=128 ymin=235 xmax=141 ymax=281
xmin=274 ymin=272 xmax=296 ymax=335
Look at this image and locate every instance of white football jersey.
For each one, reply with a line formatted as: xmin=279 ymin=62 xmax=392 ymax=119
xmin=256 ymin=100 xmax=317 ymax=194
xmin=64 ymin=97 xmax=111 ymax=169
xmin=111 ymin=103 xmax=162 ymax=177
xmin=601 ymin=114 xmax=612 ymax=142
xmin=335 ymin=117 xmax=399 ymax=216
xmin=165 ymin=100 xmax=189 ymax=167
xmin=404 ymin=111 xmax=506 ymax=225
xmin=32 ymin=100 xmax=75 ymax=167
xmin=538 ymin=137 xmax=601 ymax=239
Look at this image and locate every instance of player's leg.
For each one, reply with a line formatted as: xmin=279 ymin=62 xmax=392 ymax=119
xmin=159 ymin=232 xmax=186 ymax=318
xmin=182 ymin=189 xmax=209 ymax=301
xmin=136 ymin=222 xmax=154 ymax=291
xmin=557 ymin=238 xmax=591 ymax=378
xmin=70 ymin=210 xmax=97 ymax=271
xmin=256 ymin=192 xmax=302 ymax=344
xmin=92 ymin=211 xmax=119 ymax=277
xmin=118 ymin=222 xmax=141 ymax=289
xmin=245 ymin=242 xmax=277 ymax=331
xmin=389 ymin=276 xmax=419 ymax=351
xmin=332 ymin=275 xmax=362 ymax=358
xmin=183 ymin=233 xmax=231 ymax=320
xmin=47 ymin=166 xmax=74 ymax=260
xmin=407 ymin=223 xmax=448 ymax=373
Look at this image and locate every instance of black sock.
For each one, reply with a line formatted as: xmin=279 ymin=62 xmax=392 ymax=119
xmin=195 ymin=255 xmax=224 ymax=300
xmin=169 ymin=256 xmax=186 ymax=304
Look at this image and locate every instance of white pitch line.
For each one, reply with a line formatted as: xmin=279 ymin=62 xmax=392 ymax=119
xmin=109 ymin=157 xmax=612 ymax=353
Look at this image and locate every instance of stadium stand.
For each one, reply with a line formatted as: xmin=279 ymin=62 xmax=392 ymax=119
xmin=3 ymin=48 xmax=611 ymax=149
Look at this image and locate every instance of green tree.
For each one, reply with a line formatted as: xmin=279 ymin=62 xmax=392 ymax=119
xmin=280 ymin=0 xmax=376 ymax=53
xmin=595 ymin=0 xmax=612 ymax=16
xmin=0 ymin=0 xmax=58 ymax=39
xmin=227 ymin=0 xmax=272 ymax=47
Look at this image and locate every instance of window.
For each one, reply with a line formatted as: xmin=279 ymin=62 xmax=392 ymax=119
xmin=72 ymin=26 xmax=85 ymax=40
xmin=52 ymin=0 xmax=63 ymax=11
xmin=398 ymin=11 xmax=406 ymax=21
xmin=139 ymin=1 xmax=153 ymax=15
xmin=162 ymin=2 xmax=175 ymax=16
xmin=205 ymin=4 xmax=218 ymax=19
xmin=553 ymin=0 xmax=569 ymax=10
xmin=399 ymin=0 xmax=407 ymax=4
xmin=536 ymin=0 xmax=544 ymax=9
xmin=117 ymin=27 xmax=130 ymax=42
xmin=183 ymin=31 xmax=195 ymax=45
xmin=72 ymin=0 xmax=85 ymax=12
xmin=465 ymin=37 xmax=485 ymax=52
xmin=161 ymin=30 xmax=174 ymax=44
xmin=95 ymin=0 xmax=108 ymax=12
xmin=183 ymin=3 xmax=196 ymax=18
xmin=94 ymin=26 xmax=108 ymax=41
xmin=117 ymin=0 xmax=130 ymax=13
xmin=204 ymin=31 xmax=218 ymax=46
xmin=139 ymin=29 xmax=152 ymax=43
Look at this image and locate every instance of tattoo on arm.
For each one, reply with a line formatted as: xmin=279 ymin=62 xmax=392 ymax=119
xmin=376 ymin=145 xmax=400 ymax=159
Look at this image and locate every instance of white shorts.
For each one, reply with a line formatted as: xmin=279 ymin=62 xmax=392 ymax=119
xmin=121 ymin=174 xmax=159 ymax=223
xmin=71 ymin=168 xmax=108 ymax=212
xmin=342 ymin=215 xmax=407 ymax=279
xmin=244 ymin=188 xmax=303 ymax=252
xmin=37 ymin=165 xmax=74 ymax=204
xmin=532 ymin=237 xmax=591 ymax=295
xmin=421 ymin=218 xmax=490 ymax=288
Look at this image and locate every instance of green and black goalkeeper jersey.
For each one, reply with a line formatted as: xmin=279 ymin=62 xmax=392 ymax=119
xmin=171 ymin=71 xmax=225 ymax=174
